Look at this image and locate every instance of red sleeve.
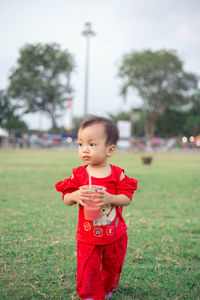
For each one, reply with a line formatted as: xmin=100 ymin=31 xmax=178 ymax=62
xmin=116 ymin=175 xmax=138 ymax=200
xmin=55 ymin=169 xmax=79 ymax=199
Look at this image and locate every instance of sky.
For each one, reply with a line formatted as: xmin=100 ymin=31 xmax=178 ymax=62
xmin=1 ymin=0 xmax=200 ymax=130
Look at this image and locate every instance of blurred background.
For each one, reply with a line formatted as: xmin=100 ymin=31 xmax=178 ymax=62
xmin=0 ymin=0 xmax=200 ymax=151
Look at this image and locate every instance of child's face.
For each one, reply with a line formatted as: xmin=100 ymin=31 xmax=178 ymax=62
xmin=78 ymin=123 xmax=115 ymax=166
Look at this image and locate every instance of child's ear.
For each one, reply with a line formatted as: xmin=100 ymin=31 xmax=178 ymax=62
xmin=107 ymin=144 xmax=116 ymax=157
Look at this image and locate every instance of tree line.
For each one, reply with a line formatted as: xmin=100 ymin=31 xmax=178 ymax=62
xmin=0 ymin=43 xmax=199 ymax=141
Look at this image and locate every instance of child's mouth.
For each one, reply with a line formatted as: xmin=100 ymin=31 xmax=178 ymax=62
xmin=83 ymin=156 xmax=91 ymax=160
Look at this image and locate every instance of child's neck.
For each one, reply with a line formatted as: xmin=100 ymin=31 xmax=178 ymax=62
xmin=87 ymin=163 xmax=111 ymax=178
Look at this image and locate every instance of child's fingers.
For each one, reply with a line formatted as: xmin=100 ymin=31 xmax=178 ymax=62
xmin=94 ymin=197 xmax=107 ymax=206
xmin=93 ymin=191 xmax=105 ymax=198
xmin=79 ymin=199 xmax=87 ymax=207
xmin=80 ymin=191 xmax=92 ymax=200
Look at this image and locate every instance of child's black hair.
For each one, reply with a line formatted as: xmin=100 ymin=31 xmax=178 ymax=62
xmin=79 ymin=115 xmax=119 ymax=145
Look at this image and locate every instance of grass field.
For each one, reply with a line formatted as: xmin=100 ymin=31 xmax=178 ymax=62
xmin=0 ymin=149 xmax=200 ymax=300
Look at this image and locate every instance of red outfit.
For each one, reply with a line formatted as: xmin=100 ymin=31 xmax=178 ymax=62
xmin=55 ymin=164 xmax=137 ymax=300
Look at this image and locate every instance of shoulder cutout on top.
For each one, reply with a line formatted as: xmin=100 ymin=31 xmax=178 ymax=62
xmin=120 ymin=172 xmax=125 ymax=181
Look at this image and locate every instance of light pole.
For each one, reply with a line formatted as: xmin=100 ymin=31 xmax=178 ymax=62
xmin=82 ymin=22 xmax=95 ymax=115
xmin=65 ymin=73 xmax=73 ymax=132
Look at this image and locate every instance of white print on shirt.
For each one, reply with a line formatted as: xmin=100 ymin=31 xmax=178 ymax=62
xmin=93 ymin=205 xmax=116 ymax=226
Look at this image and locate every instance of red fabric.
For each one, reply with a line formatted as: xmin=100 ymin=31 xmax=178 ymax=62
xmin=55 ymin=176 xmax=79 ymax=199
xmin=55 ymin=165 xmax=137 ymax=299
xmin=55 ymin=164 xmax=137 ymax=245
xmin=76 ymin=233 xmax=128 ymax=300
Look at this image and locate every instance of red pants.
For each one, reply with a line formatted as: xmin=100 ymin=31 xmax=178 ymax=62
xmin=76 ymin=233 xmax=128 ymax=300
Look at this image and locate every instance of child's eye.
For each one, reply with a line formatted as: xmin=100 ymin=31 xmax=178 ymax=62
xmin=90 ymin=143 xmax=96 ymax=147
xmin=78 ymin=143 xmax=82 ymax=146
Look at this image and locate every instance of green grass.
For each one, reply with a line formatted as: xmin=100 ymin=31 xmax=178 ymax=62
xmin=0 ymin=149 xmax=200 ymax=300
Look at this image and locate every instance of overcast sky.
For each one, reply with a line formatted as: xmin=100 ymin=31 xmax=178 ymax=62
xmin=1 ymin=0 xmax=200 ymax=130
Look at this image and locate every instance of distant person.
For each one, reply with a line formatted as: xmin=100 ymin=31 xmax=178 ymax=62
xmin=55 ymin=115 xmax=138 ymax=300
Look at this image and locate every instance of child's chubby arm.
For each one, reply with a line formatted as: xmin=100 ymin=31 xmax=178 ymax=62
xmin=94 ymin=190 xmax=131 ymax=207
xmin=63 ymin=189 xmax=92 ymax=207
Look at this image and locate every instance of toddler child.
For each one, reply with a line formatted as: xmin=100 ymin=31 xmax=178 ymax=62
xmin=55 ymin=115 xmax=138 ymax=300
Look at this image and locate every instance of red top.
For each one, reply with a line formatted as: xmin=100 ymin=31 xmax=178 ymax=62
xmin=55 ymin=164 xmax=137 ymax=245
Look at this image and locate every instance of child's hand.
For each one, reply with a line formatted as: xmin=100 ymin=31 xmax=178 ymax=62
xmin=93 ymin=190 xmax=114 ymax=207
xmin=93 ymin=190 xmax=131 ymax=207
xmin=73 ymin=189 xmax=93 ymax=207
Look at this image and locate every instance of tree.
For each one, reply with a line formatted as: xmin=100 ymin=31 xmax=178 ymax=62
xmin=155 ymin=107 xmax=187 ymax=137
xmin=8 ymin=43 xmax=75 ymax=131
xmin=0 ymin=90 xmax=27 ymax=132
xmin=118 ymin=49 xmax=198 ymax=147
xmin=184 ymin=90 xmax=200 ymax=135
xmin=155 ymin=90 xmax=200 ymax=137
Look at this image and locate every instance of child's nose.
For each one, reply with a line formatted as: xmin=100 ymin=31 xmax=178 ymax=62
xmin=83 ymin=145 xmax=89 ymax=152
